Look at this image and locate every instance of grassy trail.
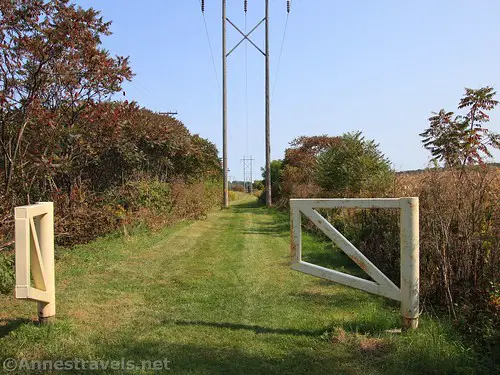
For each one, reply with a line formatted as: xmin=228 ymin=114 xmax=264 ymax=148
xmin=0 ymin=196 xmax=484 ymax=374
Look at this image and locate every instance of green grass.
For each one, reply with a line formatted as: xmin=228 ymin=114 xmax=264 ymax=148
xmin=0 ymin=195 xmax=493 ymax=374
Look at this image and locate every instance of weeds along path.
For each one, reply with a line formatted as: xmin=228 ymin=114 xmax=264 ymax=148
xmin=0 ymin=196 xmax=481 ymax=374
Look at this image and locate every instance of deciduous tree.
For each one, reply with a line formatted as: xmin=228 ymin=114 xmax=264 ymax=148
xmin=0 ymin=0 xmax=132 ymax=198
xmin=420 ymin=87 xmax=499 ymax=167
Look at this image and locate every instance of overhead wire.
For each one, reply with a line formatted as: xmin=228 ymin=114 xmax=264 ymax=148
xmin=271 ymin=0 xmax=291 ymax=102
xmin=200 ymin=0 xmax=222 ymax=97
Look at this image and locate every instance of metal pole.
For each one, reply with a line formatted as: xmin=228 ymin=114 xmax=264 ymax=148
xmin=250 ymin=156 xmax=253 ymax=194
xmin=222 ymin=0 xmax=229 ymax=208
xmin=400 ymin=197 xmax=419 ymax=330
xmin=242 ymin=156 xmax=247 ymax=193
xmin=265 ymin=0 xmax=271 ymax=207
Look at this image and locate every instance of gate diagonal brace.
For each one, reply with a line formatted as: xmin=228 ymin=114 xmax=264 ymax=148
xmin=290 ymin=198 xmax=420 ymax=330
xmin=299 ymin=206 xmax=401 ymax=301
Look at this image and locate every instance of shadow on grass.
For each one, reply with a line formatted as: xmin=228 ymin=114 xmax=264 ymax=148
xmin=167 ymin=319 xmax=327 ymax=337
xmin=243 ymin=223 xmax=289 ymax=237
xmin=0 ymin=318 xmax=31 ymax=338
xmin=229 ymin=199 xmax=290 ymax=236
xmin=289 ymin=289 xmax=400 ymax=335
xmin=94 ymin=341 xmax=357 ymax=375
xmin=230 ymin=199 xmax=265 ymax=210
xmin=93 ymin=330 xmax=477 ymax=375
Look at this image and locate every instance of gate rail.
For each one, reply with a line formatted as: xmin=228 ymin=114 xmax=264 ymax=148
xmin=290 ymin=198 xmax=419 ymax=330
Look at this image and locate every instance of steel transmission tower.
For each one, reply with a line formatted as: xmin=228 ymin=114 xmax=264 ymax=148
xmin=241 ymin=156 xmax=255 ymax=193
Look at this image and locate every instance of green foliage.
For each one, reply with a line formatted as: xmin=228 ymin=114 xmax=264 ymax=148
xmin=72 ymin=105 xmax=222 ymax=192
xmin=252 ymin=189 xmax=263 ymax=199
xmin=275 ymin=133 xmax=392 ymax=203
xmin=271 ymin=136 xmax=341 ymax=203
xmin=228 ymin=190 xmax=249 ymax=202
xmin=316 ymin=131 xmax=394 ymax=196
xmin=55 ymin=178 xmax=222 ymax=244
xmin=228 ymin=190 xmax=237 ymax=202
xmin=0 ymin=252 xmax=14 ymax=295
xmin=282 ymin=135 xmax=341 ymax=186
xmin=261 ymin=159 xmax=283 ymax=199
xmin=116 ymin=179 xmax=172 ymax=213
xmin=257 ymin=160 xmax=284 ymax=204
xmin=252 ymin=180 xmax=264 ymax=191
xmin=417 ymin=87 xmax=500 ymax=337
xmin=261 ymin=160 xmax=283 ymax=187
xmin=420 ymin=110 xmax=468 ymax=166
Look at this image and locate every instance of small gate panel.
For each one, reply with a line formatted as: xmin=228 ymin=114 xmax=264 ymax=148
xmin=290 ymin=198 xmax=419 ymax=330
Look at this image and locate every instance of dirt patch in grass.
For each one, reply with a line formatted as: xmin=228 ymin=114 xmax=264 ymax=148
xmin=358 ymin=337 xmax=390 ymax=356
xmin=329 ymin=327 xmax=350 ymax=344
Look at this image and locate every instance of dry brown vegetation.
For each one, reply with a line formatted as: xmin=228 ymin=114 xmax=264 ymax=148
xmin=269 ymin=132 xmax=499 ymax=346
xmin=395 ymin=167 xmax=499 ymax=322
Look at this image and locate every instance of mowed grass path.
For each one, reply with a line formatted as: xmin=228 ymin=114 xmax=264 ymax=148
xmin=0 ymin=196 xmax=484 ymax=374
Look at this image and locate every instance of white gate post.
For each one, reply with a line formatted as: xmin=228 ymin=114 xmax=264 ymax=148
xmin=14 ymin=202 xmax=55 ymax=324
xmin=37 ymin=202 xmax=55 ymax=324
xmin=290 ymin=202 xmax=301 ymax=264
xmin=400 ymin=197 xmax=419 ymax=330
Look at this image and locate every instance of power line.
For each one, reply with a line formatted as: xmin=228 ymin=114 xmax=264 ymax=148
xmin=200 ymin=0 xmax=222 ymax=97
xmin=272 ymin=1 xmax=291 ymax=101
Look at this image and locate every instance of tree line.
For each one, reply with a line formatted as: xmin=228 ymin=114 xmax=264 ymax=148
xmin=0 ymin=1 xmax=222 ymax=249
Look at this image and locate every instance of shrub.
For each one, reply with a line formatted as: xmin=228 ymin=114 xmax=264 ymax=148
xmin=253 ymin=190 xmax=263 ymax=199
xmin=112 ymin=179 xmax=220 ymax=232
xmin=48 ymin=178 xmax=222 ymax=248
xmin=232 ymin=185 xmax=245 ymax=193
xmin=278 ymin=136 xmax=340 ymax=204
xmin=53 ymin=186 xmax=122 ymax=247
xmin=0 ymin=0 xmax=223 ymax=256
xmin=0 ymin=251 xmax=15 ymax=295
xmin=253 ymin=180 xmax=264 ymax=191
xmin=320 ymin=166 xmax=499 ymax=332
xmin=228 ymin=191 xmax=237 ymax=202
xmin=276 ymin=133 xmax=393 ymax=205
xmin=316 ymin=131 xmax=394 ymax=197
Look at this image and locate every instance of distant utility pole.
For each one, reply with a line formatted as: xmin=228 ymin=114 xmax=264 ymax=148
xmin=241 ymin=156 xmax=255 ymax=193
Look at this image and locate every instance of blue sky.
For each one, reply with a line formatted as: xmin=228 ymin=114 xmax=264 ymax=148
xmin=75 ymin=0 xmax=500 ymax=180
